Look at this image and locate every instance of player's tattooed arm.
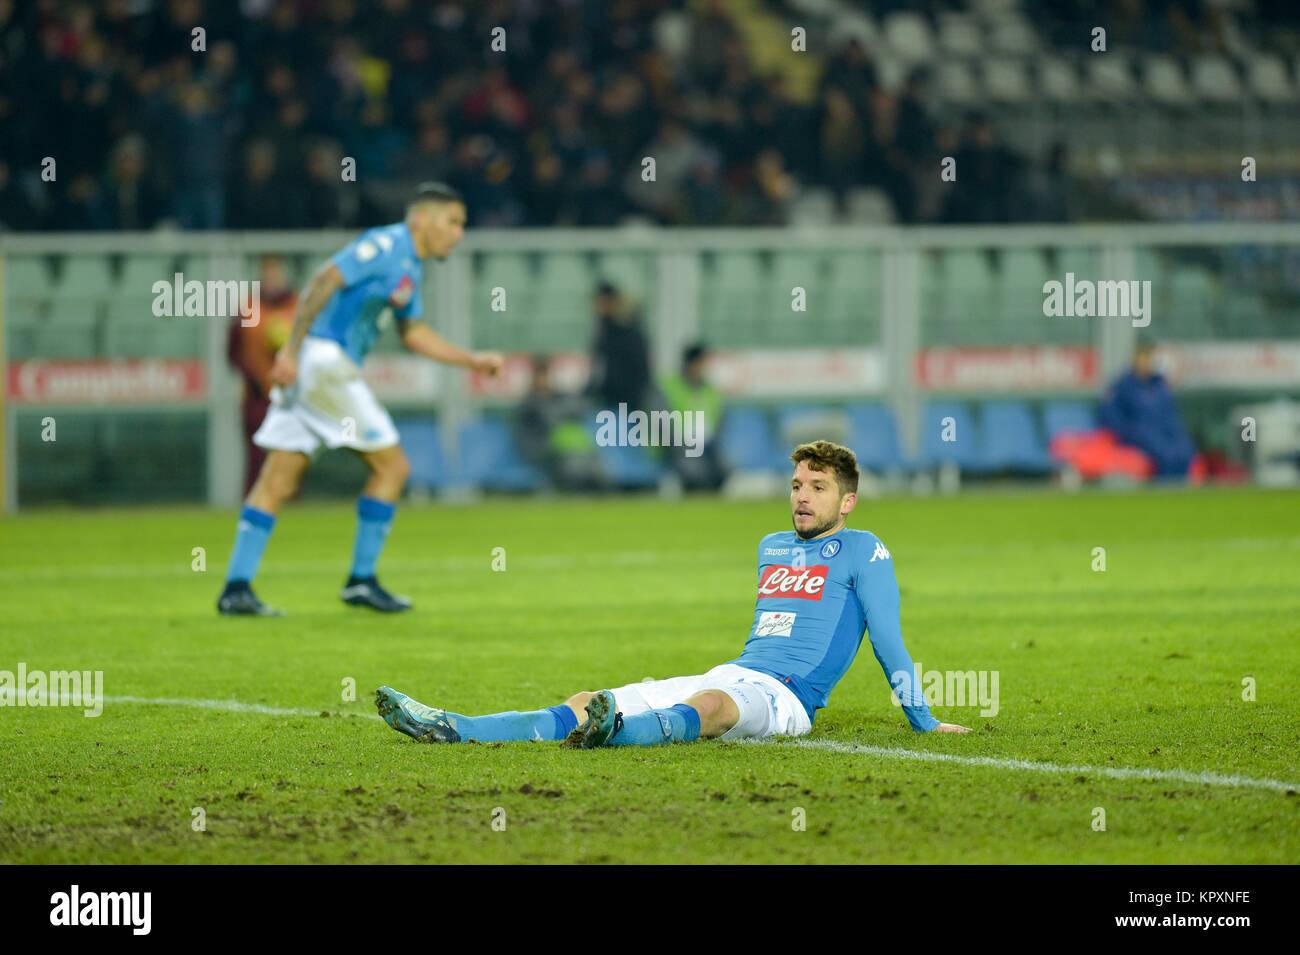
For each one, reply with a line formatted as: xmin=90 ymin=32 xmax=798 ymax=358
xmin=400 ymin=321 xmax=503 ymax=376
xmin=270 ymin=264 xmax=346 ymax=387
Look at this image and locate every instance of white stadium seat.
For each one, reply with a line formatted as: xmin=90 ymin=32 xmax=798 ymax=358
xmin=936 ymin=12 xmax=983 ymax=58
xmin=989 ymin=14 xmax=1040 ymax=55
xmin=1191 ymin=55 xmax=1243 ymax=103
xmin=983 ymin=59 xmax=1032 ymax=103
xmin=1248 ymin=54 xmax=1293 ymax=102
xmin=846 ymin=188 xmax=895 ymax=225
xmin=882 ymin=11 xmax=936 ymax=64
xmin=936 ymin=60 xmax=982 ymax=106
xmin=789 ymin=188 xmax=836 ymax=227
xmin=1038 ymin=55 xmax=1083 ymax=104
xmin=1144 ymin=55 xmax=1193 ymax=106
xmin=1085 ymin=55 xmax=1138 ymax=102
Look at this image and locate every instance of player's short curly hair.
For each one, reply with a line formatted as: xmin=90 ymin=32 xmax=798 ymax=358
xmin=790 ymin=440 xmax=859 ymax=495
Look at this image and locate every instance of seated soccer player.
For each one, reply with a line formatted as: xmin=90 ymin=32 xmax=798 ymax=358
xmin=376 ymin=440 xmax=971 ymax=747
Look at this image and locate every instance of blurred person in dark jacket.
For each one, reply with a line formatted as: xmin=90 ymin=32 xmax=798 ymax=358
xmin=1098 ymin=341 xmax=1197 ymax=478
xmin=587 ymin=282 xmax=651 ymax=414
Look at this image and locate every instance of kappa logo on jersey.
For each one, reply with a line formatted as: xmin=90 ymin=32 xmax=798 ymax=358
xmin=389 ymin=275 xmax=414 ymax=307
xmin=757 ymin=565 xmax=828 ymax=600
xmin=869 ymin=541 xmax=891 ymax=562
xmin=763 ymin=546 xmax=791 ymax=556
xmin=820 ymin=540 xmax=841 ymax=559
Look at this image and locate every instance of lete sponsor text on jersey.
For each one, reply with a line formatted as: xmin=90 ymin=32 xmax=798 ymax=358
xmin=757 ymin=565 xmax=828 ymax=600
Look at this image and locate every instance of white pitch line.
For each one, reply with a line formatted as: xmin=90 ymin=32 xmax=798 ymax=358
xmin=747 ymin=737 xmax=1299 ymax=793
xmin=12 ymin=693 xmax=1297 ymax=793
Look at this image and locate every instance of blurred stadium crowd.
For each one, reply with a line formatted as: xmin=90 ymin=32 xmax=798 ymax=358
xmin=5 ymin=0 xmax=1300 ymax=234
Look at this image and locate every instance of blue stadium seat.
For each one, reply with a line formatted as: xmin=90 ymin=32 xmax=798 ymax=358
xmin=1042 ymin=399 xmax=1097 ymax=439
xmin=846 ymin=402 xmax=907 ymax=472
xmin=918 ymin=400 xmax=984 ymax=471
xmin=395 ymin=419 xmax=445 ymax=492
xmin=775 ymin=403 xmax=850 ymax=468
xmin=458 ymin=418 xmax=544 ymax=492
xmin=720 ymin=406 xmax=781 ymax=473
xmin=978 ymin=400 xmax=1052 ymax=472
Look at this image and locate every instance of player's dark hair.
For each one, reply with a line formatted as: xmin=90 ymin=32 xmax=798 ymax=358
xmin=790 ymin=440 xmax=860 ymax=496
xmin=410 ymin=181 xmax=464 ymax=207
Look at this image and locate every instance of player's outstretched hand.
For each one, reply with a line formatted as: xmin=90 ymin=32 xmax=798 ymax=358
xmin=270 ymin=348 xmax=298 ymax=387
xmin=932 ymin=722 xmax=972 ymax=733
xmin=472 ymin=351 xmax=505 ymax=377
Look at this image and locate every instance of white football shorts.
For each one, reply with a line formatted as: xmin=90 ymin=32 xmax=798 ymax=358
xmin=606 ymin=663 xmax=813 ymax=740
xmin=253 ymin=336 xmax=400 ymax=455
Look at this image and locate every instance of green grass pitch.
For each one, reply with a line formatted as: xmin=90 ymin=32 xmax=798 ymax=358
xmin=2 ymin=487 xmax=1297 ymax=864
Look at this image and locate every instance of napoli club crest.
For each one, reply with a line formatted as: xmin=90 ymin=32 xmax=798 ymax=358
xmin=820 ymin=540 xmax=841 ymax=559
xmin=388 ymin=275 xmax=415 ymax=307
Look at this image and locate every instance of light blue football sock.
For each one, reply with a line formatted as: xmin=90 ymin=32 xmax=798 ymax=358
xmin=449 ymin=704 xmax=578 ymax=742
xmin=350 ymin=496 xmax=396 ymax=579
xmin=608 ymin=703 xmax=701 ymax=746
xmin=225 ymin=505 xmax=276 ymax=583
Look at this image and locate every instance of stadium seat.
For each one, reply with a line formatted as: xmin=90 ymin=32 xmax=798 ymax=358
xmin=1038 ymin=55 xmax=1083 ymax=104
xmin=475 ymin=251 xmax=534 ymax=313
xmin=770 ymin=251 xmax=825 ymax=323
xmin=457 ymin=417 xmax=544 ymax=492
xmin=988 ymin=14 xmax=1040 ymax=55
xmin=882 ymin=11 xmax=935 ymax=64
xmin=983 ymin=59 xmax=1032 ymax=104
xmin=979 ymin=400 xmax=1052 ymax=472
xmin=56 ymin=255 xmax=115 ymax=301
xmin=3 ymin=258 xmax=52 ymax=335
xmin=826 ymin=249 xmax=881 ymax=332
xmin=104 ymin=298 xmax=203 ymax=357
xmin=395 ymin=419 xmax=445 ymax=492
xmin=936 ymin=60 xmax=982 ymax=107
xmin=26 ymin=311 xmax=102 ymax=359
xmin=1247 ymin=54 xmax=1292 ymax=103
xmin=936 ymin=12 xmax=983 ymax=58
xmin=1042 ymin=400 xmax=1097 ymax=440
xmin=1144 ymin=55 xmax=1193 ymax=106
xmin=116 ymin=254 xmax=173 ymax=294
xmin=1191 ymin=55 xmax=1243 ymax=103
xmin=1086 ymin=55 xmax=1138 ymax=102
xmin=535 ymin=251 xmax=593 ymax=318
xmin=918 ymin=400 xmax=983 ymax=471
xmin=789 ymin=188 xmax=836 ymax=226
xmin=776 ymin=404 xmax=849 ymax=454
xmin=720 ymin=406 xmax=781 ymax=473
xmin=846 ymin=402 xmax=907 ymax=473
xmin=845 ymin=188 xmax=896 ymax=225
xmin=590 ymin=430 xmax=663 ymax=489
xmin=701 ymin=252 xmax=765 ymax=344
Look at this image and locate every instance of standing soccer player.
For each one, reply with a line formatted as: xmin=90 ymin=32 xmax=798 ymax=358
xmin=217 ymin=183 xmax=502 ymax=615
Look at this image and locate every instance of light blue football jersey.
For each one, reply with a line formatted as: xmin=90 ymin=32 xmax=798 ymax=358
xmin=730 ymin=528 xmax=940 ymax=731
xmin=307 ymin=222 xmax=424 ymax=365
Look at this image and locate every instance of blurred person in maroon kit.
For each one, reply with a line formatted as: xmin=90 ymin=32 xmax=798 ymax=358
xmin=228 ymin=255 xmax=297 ymax=494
